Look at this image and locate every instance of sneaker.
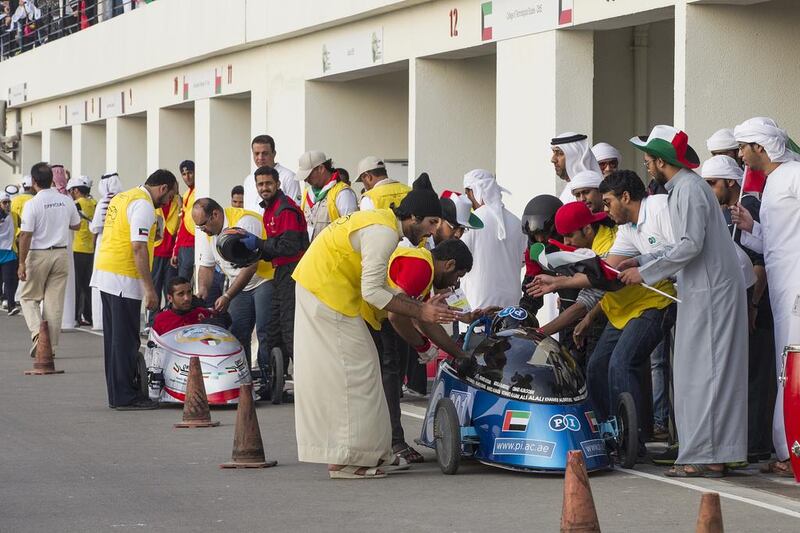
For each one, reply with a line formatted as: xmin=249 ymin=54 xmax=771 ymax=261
xmin=116 ymin=399 xmax=159 ymax=411
xmin=1 ymin=300 xmax=7 ymax=310
xmin=652 ymin=443 xmax=680 ymax=465
xmin=402 ymin=384 xmax=426 ymax=399
xmin=652 ymin=424 xmax=670 ymax=441
xmin=8 ymin=307 xmax=20 ymax=317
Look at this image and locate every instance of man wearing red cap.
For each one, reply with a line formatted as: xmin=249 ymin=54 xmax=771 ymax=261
xmin=621 ymin=125 xmax=748 ymax=477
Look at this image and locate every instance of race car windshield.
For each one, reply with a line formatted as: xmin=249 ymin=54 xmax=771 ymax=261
xmin=463 ymin=333 xmax=587 ymax=404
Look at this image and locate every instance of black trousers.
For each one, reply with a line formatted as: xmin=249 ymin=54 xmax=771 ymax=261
xmin=748 ymin=321 xmax=776 ymax=455
xmin=74 ymin=252 xmax=94 ymax=323
xmin=101 ymin=291 xmax=143 ymax=407
xmin=1 ymin=258 xmax=18 ymax=307
xmin=267 ymin=263 xmax=298 ymax=363
xmin=371 ymin=321 xmax=410 ymax=447
xmin=148 ymin=255 xmax=176 ymax=325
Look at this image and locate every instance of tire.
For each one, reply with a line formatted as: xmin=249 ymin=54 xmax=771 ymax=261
xmin=270 ymin=347 xmax=285 ymax=405
xmin=135 ymin=351 xmax=148 ymax=398
xmin=617 ymin=392 xmax=638 ymax=469
xmin=433 ymin=398 xmax=462 ymax=475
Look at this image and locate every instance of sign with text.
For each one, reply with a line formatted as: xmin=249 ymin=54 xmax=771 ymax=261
xmin=7 ymin=83 xmax=27 ymax=107
xmin=185 ymin=68 xmax=223 ymax=100
xmin=480 ymin=0 xmax=573 ymax=42
xmin=67 ymin=100 xmax=87 ymax=125
xmin=100 ymin=91 xmax=125 ymax=119
xmin=320 ymin=28 xmax=384 ymax=77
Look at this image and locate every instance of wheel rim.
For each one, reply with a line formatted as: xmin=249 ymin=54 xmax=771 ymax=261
xmin=435 ymin=414 xmax=452 ymax=465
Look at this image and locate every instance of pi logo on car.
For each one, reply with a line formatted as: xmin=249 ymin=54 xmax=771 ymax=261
xmin=549 ymin=414 xmax=581 ymax=432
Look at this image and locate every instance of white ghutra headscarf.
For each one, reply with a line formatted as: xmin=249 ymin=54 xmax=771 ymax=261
xmin=463 ymin=169 xmax=510 ymax=240
xmin=734 ymin=117 xmax=800 ymax=163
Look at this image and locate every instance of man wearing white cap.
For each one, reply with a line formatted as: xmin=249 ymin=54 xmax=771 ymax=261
xmin=551 ymin=133 xmax=603 ymax=205
xmin=731 ymin=117 xmax=800 ymax=477
xmin=461 ymin=169 xmax=526 ymax=309
xmin=296 ymin=150 xmax=358 ymax=241
xmin=67 ymin=175 xmax=97 ymax=327
xmin=356 ymin=156 xmax=411 ymax=211
xmin=592 ymin=142 xmax=623 ymax=177
xmin=621 ymin=125 xmax=748 ymax=477
xmin=706 ymin=128 xmax=741 ymax=166
xmin=434 ymin=191 xmax=484 ymax=245
xmin=569 ymin=169 xmax=605 ymax=213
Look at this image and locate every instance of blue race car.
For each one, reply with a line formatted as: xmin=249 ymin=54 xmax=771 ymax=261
xmin=418 ymin=307 xmax=637 ymax=474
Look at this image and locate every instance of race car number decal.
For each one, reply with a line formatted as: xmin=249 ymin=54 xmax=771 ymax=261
xmin=492 ymin=438 xmax=555 ymax=458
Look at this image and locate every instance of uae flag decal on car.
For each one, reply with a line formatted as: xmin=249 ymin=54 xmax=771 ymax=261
xmin=502 ymin=410 xmax=531 ymax=432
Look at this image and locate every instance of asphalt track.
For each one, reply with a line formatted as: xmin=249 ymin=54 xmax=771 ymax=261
xmin=1 ymin=314 xmax=799 ymax=532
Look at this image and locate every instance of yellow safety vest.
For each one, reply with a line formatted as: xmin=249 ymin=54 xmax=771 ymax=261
xmin=96 ymin=188 xmax=157 ymax=278
xmin=301 ymin=181 xmax=350 ymax=225
xmin=593 ymin=224 xmax=676 ymax=329
xmin=73 ymin=197 xmax=97 ymax=254
xmin=221 ymin=207 xmax=274 ymax=281
xmin=360 ymin=246 xmax=434 ymax=329
xmin=293 ymin=208 xmax=399 ymax=317
xmin=10 ymin=192 xmax=33 ymax=239
xmin=154 ymin=195 xmax=182 ymax=249
xmin=363 ymin=181 xmax=411 ymax=210
xmin=180 ymin=187 xmax=196 ymax=236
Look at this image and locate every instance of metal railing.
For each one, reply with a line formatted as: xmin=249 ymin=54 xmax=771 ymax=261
xmin=0 ymin=0 xmax=155 ymax=62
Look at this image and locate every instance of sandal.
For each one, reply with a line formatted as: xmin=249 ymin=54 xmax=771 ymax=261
xmin=328 ymin=465 xmax=386 ymax=480
xmin=665 ymin=464 xmax=726 ymax=478
xmin=393 ymin=443 xmax=425 ymax=464
xmin=378 ymin=456 xmax=411 ymax=473
xmin=760 ymin=460 xmax=794 ymax=477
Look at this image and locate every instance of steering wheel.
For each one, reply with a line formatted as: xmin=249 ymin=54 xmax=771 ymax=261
xmin=462 ymin=315 xmax=493 ymax=352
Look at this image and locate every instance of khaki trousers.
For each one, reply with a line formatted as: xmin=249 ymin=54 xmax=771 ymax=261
xmin=20 ymin=249 xmax=69 ymax=349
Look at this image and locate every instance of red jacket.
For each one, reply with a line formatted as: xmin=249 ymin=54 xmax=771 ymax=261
xmin=260 ymin=191 xmax=308 ymax=268
xmin=152 ymin=306 xmax=215 ymax=335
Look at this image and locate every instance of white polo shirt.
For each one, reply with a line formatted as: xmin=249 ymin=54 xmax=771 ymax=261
xmin=243 ymin=162 xmax=301 ymax=215
xmin=609 ymin=194 xmax=675 ymax=257
xmin=20 ymin=188 xmax=80 ymax=249
xmin=90 ymin=188 xmax=157 ymax=300
xmin=195 ymin=212 xmax=267 ymax=292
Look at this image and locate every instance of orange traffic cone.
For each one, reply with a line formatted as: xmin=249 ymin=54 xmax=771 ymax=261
xmin=695 ymin=492 xmax=724 ymax=533
xmin=560 ymin=450 xmax=601 ymax=532
xmin=220 ymin=383 xmax=277 ymax=469
xmin=174 ymin=356 xmax=219 ymax=428
xmin=24 ymin=321 xmax=64 ymax=375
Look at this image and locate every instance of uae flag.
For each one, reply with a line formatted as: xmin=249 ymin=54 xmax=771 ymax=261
xmin=559 ymin=0 xmax=574 ymax=25
xmin=742 ymin=166 xmax=767 ymax=194
xmin=502 ymin=410 xmax=531 ymax=432
xmin=530 ymin=240 xmax=623 ymax=291
xmin=481 ymin=2 xmax=493 ymax=41
xmin=214 ymin=68 xmax=222 ymax=95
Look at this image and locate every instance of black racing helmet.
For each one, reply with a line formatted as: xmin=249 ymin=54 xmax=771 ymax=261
xmin=215 ymin=227 xmax=260 ymax=267
xmin=491 ymin=306 xmax=538 ymax=336
xmin=521 ymin=194 xmax=562 ymax=238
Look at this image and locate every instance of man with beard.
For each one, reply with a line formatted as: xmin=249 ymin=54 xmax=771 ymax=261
xmin=433 ymin=191 xmax=483 ymax=246
xmin=297 ymin=151 xmax=358 ymax=241
xmin=732 ymin=116 xmax=800 ymax=477
xmin=291 ymin=189 xmax=461 ymax=479
xmin=92 ymin=169 xmax=178 ymax=410
xmin=550 ymin=132 xmax=603 ymax=205
xmin=620 ymin=126 xmax=748 ymax=477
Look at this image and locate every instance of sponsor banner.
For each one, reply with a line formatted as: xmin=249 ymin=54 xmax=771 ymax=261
xmin=502 ymin=409 xmax=531 ymax=432
xmin=320 ymin=28 xmax=383 ymax=77
xmin=493 ymin=438 xmax=556 ymax=458
xmin=549 ymin=413 xmax=581 ymax=432
xmin=580 ymin=439 xmax=606 ymax=458
xmin=480 ymin=0 xmax=573 ymax=43
xmin=8 ymin=83 xmax=27 ymax=107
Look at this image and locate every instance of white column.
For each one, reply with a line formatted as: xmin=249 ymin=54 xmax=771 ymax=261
xmin=72 ymin=123 xmax=106 ymax=181
xmin=45 ymin=127 xmax=72 ymax=169
xmin=106 ymin=116 xmax=146 ymax=189
xmin=495 ymin=29 xmax=594 ymax=216
xmin=194 ymin=97 xmax=250 ymax=201
xmin=193 ymin=99 xmax=212 ymax=199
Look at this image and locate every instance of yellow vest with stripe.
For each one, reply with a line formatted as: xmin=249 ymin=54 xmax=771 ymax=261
xmin=592 ymin=224 xmax=676 ymax=329
xmin=293 ymin=209 xmax=399 ymax=317
xmin=301 ymin=181 xmax=350 ymax=225
xmin=181 ymin=187 xmax=196 ymax=236
xmin=96 ymin=188 xmax=157 ymax=278
xmin=73 ymin=197 xmax=97 ymax=254
xmin=10 ymin=193 xmax=33 ymax=239
xmin=154 ymin=195 xmax=182 ymax=249
xmin=363 ymin=181 xmax=411 ymax=210
xmin=360 ymin=246 xmax=434 ymax=329
xmin=222 ymin=207 xmax=274 ymax=281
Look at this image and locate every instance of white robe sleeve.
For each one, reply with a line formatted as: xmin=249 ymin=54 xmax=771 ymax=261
xmin=739 ymin=221 xmax=764 ymax=255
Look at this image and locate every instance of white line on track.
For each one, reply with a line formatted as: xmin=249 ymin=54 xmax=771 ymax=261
xmin=401 ymin=410 xmax=425 ymax=420
xmin=71 ymin=327 xmax=103 ymax=337
xmin=621 ymin=469 xmax=800 ymax=519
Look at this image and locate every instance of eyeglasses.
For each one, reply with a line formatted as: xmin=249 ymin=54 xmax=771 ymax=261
xmin=643 ymin=159 xmax=655 ymax=169
xmin=598 ymin=160 xmax=617 ymax=169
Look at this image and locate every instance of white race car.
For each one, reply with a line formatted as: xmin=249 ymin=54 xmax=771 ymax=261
xmin=143 ymin=324 xmax=252 ymax=405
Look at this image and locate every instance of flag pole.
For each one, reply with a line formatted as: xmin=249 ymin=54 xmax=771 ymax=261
xmin=731 ymin=172 xmax=746 ymax=242
xmin=604 ymin=265 xmax=682 ymax=304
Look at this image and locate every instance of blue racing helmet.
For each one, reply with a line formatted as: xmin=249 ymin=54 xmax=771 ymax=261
xmin=491 ymin=306 xmax=537 ymax=336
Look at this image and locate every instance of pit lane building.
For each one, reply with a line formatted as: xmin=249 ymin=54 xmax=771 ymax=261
xmin=1 ymin=0 xmax=797 ymax=216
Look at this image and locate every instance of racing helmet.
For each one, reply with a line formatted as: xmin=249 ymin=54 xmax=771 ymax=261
xmin=521 ymin=195 xmax=562 ymax=238
xmin=215 ymin=227 xmax=260 ymax=267
xmin=491 ymin=306 xmax=538 ymax=336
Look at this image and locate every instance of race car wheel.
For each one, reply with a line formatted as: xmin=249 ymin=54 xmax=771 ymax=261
xmin=617 ymin=392 xmax=638 ymax=469
xmin=134 ymin=351 xmax=148 ymax=397
xmin=433 ymin=398 xmax=461 ymax=475
xmin=270 ymin=347 xmax=285 ymax=405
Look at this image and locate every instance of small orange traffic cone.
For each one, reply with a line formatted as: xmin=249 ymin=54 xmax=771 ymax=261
xmin=695 ymin=492 xmax=724 ymax=533
xmin=174 ymin=356 xmax=219 ymax=428
xmin=24 ymin=321 xmax=64 ymax=375
xmin=220 ymin=383 xmax=277 ymax=469
xmin=560 ymin=450 xmax=601 ymax=532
